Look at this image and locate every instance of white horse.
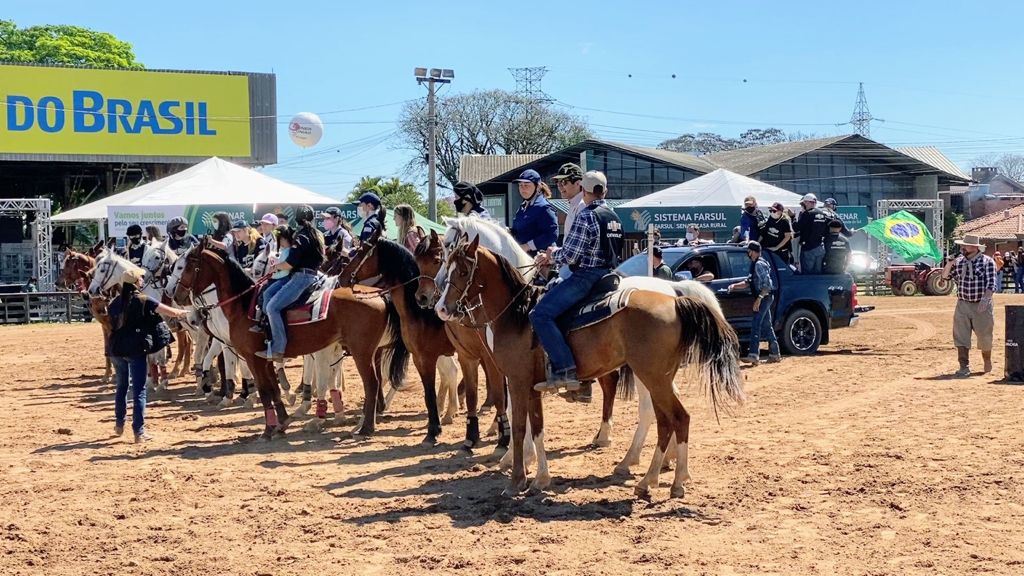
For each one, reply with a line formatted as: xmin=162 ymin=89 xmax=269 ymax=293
xmin=165 ymin=255 xmax=214 ymax=394
xmin=140 ymin=240 xmax=183 ymax=391
xmin=439 ymin=216 xmax=725 ymax=477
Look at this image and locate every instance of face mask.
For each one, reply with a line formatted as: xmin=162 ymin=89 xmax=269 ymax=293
xmin=454 ymin=199 xmax=466 ymax=213
xmin=323 ymin=219 xmax=337 ymax=231
xmin=770 ymin=212 xmax=781 ymax=220
xmin=357 ymin=206 xmax=368 ymax=219
xmin=173 ymin=229 xmax=186 ymax=239
xmin=686 ymin=233 xmax=695 ymax=241
xmin=129 ymin=236 xmax=142 ymax=245
xmin=744 ymin=206 xmax=755 ymax=214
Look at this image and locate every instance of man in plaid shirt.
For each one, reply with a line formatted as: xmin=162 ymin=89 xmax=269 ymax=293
xmin=942 ymin=234 xmax=997 ymax=377
xmin=531 ymin=170 xmax=623 ymax=392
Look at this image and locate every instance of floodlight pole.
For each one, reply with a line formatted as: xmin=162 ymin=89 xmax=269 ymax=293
xmin=415 ymin=68 xmax=453 ymax=221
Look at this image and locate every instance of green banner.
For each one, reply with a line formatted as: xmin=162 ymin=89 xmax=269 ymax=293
xmin=614 ymin=205 xmax=871 ymax=237
xmin=836 ymin=206 xmax=869 ymax=228
xmin=183 ymin=204 xmax=254 ymax=235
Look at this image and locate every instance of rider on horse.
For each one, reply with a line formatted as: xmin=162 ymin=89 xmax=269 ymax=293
xmin=166 ymin=217 xmax=199 ymax=257
xmin=255 ymin=205 xmax=326 ymax=361
xmin=530 ymin=170 xmax=624 ymax=392
xmin=357 ymin=192 xmax=383 ymax=245
xmin=120 ymin=224 xmax=147 ymax=267
xmin=453 ymin=181 xmax=493 ymax=220
xmin=320 ymin=206 xmax=354 ymax=256
xmin=510 ymin=169 xmax=559 ymax=257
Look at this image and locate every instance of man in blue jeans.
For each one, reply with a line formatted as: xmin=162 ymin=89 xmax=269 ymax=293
xmin=727 ymin=242 xmax=781 ymax=365
xmin=111 ymin=355 xmax=148 ymax=438
xmin=531 ymin=170 xmax=624 ymax=392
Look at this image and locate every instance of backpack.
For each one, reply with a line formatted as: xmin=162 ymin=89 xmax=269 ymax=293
xmin=108 ymin=296 xmax=174 ymax=357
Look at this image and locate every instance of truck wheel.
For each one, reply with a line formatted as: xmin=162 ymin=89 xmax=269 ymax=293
xmin=899 ymin=280 xmax=918 ymax=297
xmin=925 ymin=272 xmax=953 ymax=296
xmin=781 ymin=308 xmax=822 ymax=355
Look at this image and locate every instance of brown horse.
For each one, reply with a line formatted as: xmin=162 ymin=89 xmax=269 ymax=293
xmin=173 ymin=237 xmax=409 ymax=439
xmin=60 ymin=249 xmax=115 ymax=383
xmin=412 ymin=231 xmax=514 ymax=455
xmin=434 ymin=235 xmax=744 ymax=499
xmin=338 ymin=230 xmax=469 ymax=447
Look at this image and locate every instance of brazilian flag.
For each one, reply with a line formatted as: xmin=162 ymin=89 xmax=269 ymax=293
xmin=862 ymin=210 xmax=942 ymax=262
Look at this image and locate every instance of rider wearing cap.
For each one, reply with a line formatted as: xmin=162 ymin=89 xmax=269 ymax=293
xmin=229 ymin=219 xmax=265 ymax=269
xmin=320 ymin=206 xmax=354 ymax=255
xmin=453 ymin=181 xmax=493 ymax=220
xmin=552 ymin=163 xmax=586 ymax=241
xmin=256 ymin=205 xmax=326 ymax=360
xmin=727 ymin=241 xmax=781 ymax=365
xmin=356 ymin=192 xmax=384 ymax=245
xmin=122 ymin=224 xmax=146 ymax=266
xmin=257 ymin=213 xmax=279 ymax=258
xmin=531 ymin=171 xmax=624 ymax=392
xmin=510 ymin=169 xmax=559 ymax=257
xmin=166 ymin=218 xmax=198 ymax=256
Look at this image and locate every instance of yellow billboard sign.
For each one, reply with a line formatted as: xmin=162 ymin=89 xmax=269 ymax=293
xmin=0 ymin=65 xmax=252 ymax=157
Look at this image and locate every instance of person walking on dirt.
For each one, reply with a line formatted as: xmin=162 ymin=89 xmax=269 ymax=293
xmin=727 ymin=241 xmax=781 ymax=365
xmin=941 ymin=234 xmax=997 ymax=377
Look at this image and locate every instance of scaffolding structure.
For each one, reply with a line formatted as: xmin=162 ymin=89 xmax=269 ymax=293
xmin=0 ymin=198 xmax=54 ymax=291
xmin=875 ymin=198 xmax=944 ymax=264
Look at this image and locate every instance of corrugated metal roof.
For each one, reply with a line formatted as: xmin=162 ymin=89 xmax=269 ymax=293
xmin=601 ymin=141 xmax=718 ymax=173
xmin=458 ymin=154 xmax=546 ymax=185
xmin=955 ymin=202 xmax=1024 ymax=239
xmin=705 ymin=135 xmax=851 ymax=175
xmin=895 ymin=146 xmax=970 ymax=181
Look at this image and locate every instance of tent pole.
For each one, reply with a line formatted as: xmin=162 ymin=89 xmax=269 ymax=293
xmin=647 ymin=224 xmax=655 ymax=277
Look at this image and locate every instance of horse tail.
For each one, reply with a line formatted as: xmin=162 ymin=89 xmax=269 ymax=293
xmin=382 ymin=298 xmax=410 ymax=390
xmin=674 ymin=296 xmax=745 ymax=419
xmin=617 ymin=365 xmax=636 ymax=402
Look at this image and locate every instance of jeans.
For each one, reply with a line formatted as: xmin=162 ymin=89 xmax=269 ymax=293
xmin=995 ymin=270 xmax=1003 ymax=293
xmin=112 ymin=355 xmax=148 ymax=434
xmin=800 ymin=245 xmax=825 ymax=274
xmin=259 ymin=277 xmax=285 ymax=310
xmin=264 ymin=271 xmax=317 ymax=355
xmin=529 ymin=267 xmax=609 ymax=373
xmin=750 ymin=294 xmax=780 ymax=358
xmin=1016 ymin=267 xmax=1024 ymax=294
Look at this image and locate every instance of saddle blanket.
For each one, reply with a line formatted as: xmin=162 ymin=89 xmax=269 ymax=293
xmin=557 ymin=287 xmax=636 ymax=333
xmin=249 ymin=275 xmax=338 ymax=326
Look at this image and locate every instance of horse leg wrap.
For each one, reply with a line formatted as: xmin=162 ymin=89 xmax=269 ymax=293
xmin=264 ymin=408 xmax=279 ymax=428
xmin=330 ymin=389 xmax=344 ymax=415
xmin=497 ymin=414 xmax=511 ymax=449
xmin=464 ymin=416 xmax=480 ymax=449
xmin=240 ymin=379 xmax=252 ymax=399
xmin=316 ymin=399 xmax=328 ymax=419
xmin=302 ymin=383 xmax=312 ymax=403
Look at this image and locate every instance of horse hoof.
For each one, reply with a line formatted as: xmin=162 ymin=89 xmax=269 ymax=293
xmin=613 ymin=464 xmax=632 ymax=477
xmin=421 ymin=435 xmax=439 ymax=447
xmin=285 ymin=393 xmax=296 ymax=407
xmin=484 ymin=421 xmax=498 ymax=437
xmin=259 ymin=427 xmax=274 ymax=442
xmin=591 ymin=436 xmax=612 ymax=448
xmin=218 ymin=397 xmax=234 ymax=409
xmin=244 ymin=396 xmax=257 ymax=410
xmin=441 ymin=415 xmax=454 ymax=426
xmin=634 ymin=485 xmax=652 ymax=500
xmin=490 ymin=446 xmax=508 ymax=462
xmin=501 ymin=480 xmax=527 ymax=498
xmin=529 ymin=474 xmax=552 ymax=493
xmin=670 ymin=486 xmax=686 ymax=499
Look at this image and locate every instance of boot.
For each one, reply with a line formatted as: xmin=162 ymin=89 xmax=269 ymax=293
xmin=982 ymin=350 xmax=993 ymax=374
xmin=955 ymin=347 xmax=970 ymax=378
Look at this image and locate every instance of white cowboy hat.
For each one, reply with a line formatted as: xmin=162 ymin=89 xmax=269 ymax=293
xmin=954 ymin=234 xmax=985 ymax=250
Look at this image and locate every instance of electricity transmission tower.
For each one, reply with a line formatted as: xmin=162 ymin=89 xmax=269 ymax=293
xmin=509 ymin=67 xmax=553 ymax=103
xmin=837 ymin=82 xmax=883 ymax=138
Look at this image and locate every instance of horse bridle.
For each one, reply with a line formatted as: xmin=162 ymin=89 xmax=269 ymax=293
xmin=441 ymin=244 xmax=484 ymax=323
xmin=143 ymin=246 xmax=173 ymax=290
xmin=92 ymin=257 xmax=120 ymax=295
xmin=346 ymin=241 xmax=382 ymax=287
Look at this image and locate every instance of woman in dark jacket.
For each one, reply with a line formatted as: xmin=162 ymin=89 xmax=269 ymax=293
xmin=107 ymin=268 xmax=189 ymax=442
xmin=510 ymin=169 xmax=559 ymax=255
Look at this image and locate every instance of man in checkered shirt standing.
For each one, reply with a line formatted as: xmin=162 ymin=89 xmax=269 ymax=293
xmin=942 ymin=234 xmax=997 ymax=377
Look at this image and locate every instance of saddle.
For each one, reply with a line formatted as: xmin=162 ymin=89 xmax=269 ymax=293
xmin=555 ymin=273 xmax=635 ymax=333
xmin=250 ymin=274 xmax=338 ymax=326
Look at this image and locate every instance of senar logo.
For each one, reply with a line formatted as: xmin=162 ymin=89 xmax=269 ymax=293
xmin=6 ymin=91 xmax=218 ymax=136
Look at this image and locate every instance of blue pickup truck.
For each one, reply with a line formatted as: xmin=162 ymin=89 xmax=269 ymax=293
xmin=617 ymin=244 xmax=870 ymax=355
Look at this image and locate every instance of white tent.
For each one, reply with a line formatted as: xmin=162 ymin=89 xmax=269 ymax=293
xmin=53 ymin=157 xmax=340 ymax=222
xmin=618 ymin=168 xmax=804 ymax=209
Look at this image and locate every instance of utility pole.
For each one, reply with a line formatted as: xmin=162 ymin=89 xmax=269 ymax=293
xmin=414 ymin=68 xmax=454 ymax=221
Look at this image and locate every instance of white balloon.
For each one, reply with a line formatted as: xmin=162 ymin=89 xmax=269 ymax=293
xmin=288 ymin=112 xmax=323 ymax=148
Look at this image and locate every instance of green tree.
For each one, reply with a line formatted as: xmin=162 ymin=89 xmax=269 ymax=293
xmin=348 ymin=176 xmax=454 ymax=219
xmin=658 ymin=128 xmax=820 ymax=155
xmin=0 ymin=20 xmax=142 ymax=69
xmin=397 ymin=89 xmax=592 ymax=188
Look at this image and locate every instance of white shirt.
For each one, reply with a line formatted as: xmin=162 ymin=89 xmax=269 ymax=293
xmin=563 ymin=192 xmax=586 ymax=238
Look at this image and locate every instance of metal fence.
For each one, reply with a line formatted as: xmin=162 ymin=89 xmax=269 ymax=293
xmin=0 ymin=292 xmax=93 ymax=325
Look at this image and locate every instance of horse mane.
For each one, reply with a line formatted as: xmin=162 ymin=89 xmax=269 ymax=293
xmin=373 ymin=239 xmax=442 ymax=327
xmin=219 ymin=251 xmax=256 ymax=298
xmin=487 ymin=247 xmax=537 ymax=329
xmin=445 ymin=216 xmax=535 ymax=277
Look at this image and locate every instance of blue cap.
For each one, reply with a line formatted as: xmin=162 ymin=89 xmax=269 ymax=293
xmin=358 ymin=192 xmax=381 ymax=207
xmin=513 ymin=169 xmax=541 ymax=184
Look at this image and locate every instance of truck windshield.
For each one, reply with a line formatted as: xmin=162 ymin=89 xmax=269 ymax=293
xmin=617 ymin=249 xmax=690 ymax=277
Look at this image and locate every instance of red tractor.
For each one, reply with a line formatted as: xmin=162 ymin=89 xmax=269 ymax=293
xmin=885 ymin=262 xmax=953 ymax=296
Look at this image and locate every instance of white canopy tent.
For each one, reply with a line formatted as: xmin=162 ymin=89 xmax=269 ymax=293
xmin=53 ymin=157 xmax=340 ymax=231
xmin=618 ymin=168 xmax=804 ymax=210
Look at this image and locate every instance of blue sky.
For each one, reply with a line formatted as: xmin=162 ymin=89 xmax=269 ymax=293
xmin=8 ymin=1 xmax=1024 ymax=200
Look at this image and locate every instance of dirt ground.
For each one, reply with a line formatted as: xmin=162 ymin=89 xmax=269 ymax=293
xmin=1 ymin=294 xmax=1023 ymax=576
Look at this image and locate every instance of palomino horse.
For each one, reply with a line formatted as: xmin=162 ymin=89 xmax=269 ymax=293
xmin=338 ymin=229 xmax=462 ymax=447
xmin=60 ymin=249 xmax=115 ymax=383
xmin=173 ymin=237 xmax=408 ymax=439
xmin=435 ymin=235 xmax=744 ymax=499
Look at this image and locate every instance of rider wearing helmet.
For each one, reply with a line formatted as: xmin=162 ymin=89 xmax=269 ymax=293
xmin=510 ymin=169 xmax=558 ymax=256
xmin=166 ymin=217 xmax=198 ymax=256
xmin=357 ymin=191 xmax=384 ymax=245
xmin=255 ymin=205 xmax=326 ymax=360
xmin=122 ymin=224 xmax=146 ymax=266
xmin=453 ymin=181 xmax=493 ymax=220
